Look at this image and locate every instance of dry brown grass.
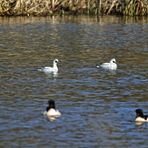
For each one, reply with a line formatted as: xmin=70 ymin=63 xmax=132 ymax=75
xmin=124 ymin=0 xmax=148 ymax=16
xmin=0 ymin=0 xmax=147 ymax=16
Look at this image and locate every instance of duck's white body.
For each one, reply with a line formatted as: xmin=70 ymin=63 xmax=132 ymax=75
xmin=46 ymin=108 xmax=61 ymax=117
xmin=135 ymin=117 xmax=148 ymax=122
xmin=97 ymin=58 xmax=117 ymax=70
xmin=39 ymin=59 xmax=59 ymax=74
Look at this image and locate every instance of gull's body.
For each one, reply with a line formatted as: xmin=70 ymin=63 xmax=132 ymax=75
xmin=39 ymin=59 xmax=59 ymax=74
xmin=97 ymin=58 xmax=117 ymax=70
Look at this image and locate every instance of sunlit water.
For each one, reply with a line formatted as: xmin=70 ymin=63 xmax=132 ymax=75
xmin=0 ymin=16 xmax=148 ymax=147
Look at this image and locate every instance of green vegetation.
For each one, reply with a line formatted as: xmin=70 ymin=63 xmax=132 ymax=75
xmin=0 ymin=0 xmax=147 ymax=16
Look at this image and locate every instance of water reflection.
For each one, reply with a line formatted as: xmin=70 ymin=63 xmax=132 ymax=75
xmin=135 ymin=122 xmax=145 ymax=126
xmin=38 ymin=70 xmax=59 ymax=78
xmin=46 ymin=72 xmax=59 ymax=78
xmin=0 ymin=15 xmax=148 ymax=25
xmin=43 ymin=112 xmax=59 ymax=122
xmin=97 ymin=68 xmax=117 ymax=75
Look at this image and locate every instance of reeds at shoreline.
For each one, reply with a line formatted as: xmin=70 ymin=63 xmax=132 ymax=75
xmin=0 ymin=0 xmax=147 ymax=16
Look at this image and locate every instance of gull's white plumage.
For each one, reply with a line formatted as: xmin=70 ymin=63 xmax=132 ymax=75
xmin=38 ymin=59 xmax=59 ymax=73
xmin=97 ymin=58 xmax=117 ymax=70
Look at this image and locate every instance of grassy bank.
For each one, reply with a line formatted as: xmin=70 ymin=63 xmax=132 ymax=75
xmin=0 ymin=0 xmax=148 ymax=16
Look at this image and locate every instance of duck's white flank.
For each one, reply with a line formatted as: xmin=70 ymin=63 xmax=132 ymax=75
xmin=46 ymin=108 xmax=61 ymax=117
xmin=135 ymin=117 xmax=148 ymax=122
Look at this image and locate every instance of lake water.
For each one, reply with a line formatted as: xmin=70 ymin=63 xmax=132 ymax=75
xmin=0 ymin=16 xmax=148 ymax=147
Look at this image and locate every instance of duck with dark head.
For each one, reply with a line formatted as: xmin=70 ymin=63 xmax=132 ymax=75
xmin=43 ymin=99 xmax=61 ymax=122
xmin=135 ymin=109 xmax=148 ymax=122
xmin=45 ymin=100 xmax=61 ymax=117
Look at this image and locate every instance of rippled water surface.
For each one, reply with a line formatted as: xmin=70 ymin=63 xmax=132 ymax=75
xmin=0 ymin=16 xmax=148 ymax=147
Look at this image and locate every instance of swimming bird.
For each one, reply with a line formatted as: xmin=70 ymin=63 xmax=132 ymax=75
xmin=96 ymin=58 xmax=117 ymax=70
xmin=44 ymin=100 xmax=61 ymax=117
xmin=38 ymin=59 xmax=59 ymax=74
xmin=135 ymin=109 xmax=148 ymax=122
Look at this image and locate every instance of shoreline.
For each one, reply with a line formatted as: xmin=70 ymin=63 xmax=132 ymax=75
xmin=0 ymin=15 xmax=147 ymax=26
